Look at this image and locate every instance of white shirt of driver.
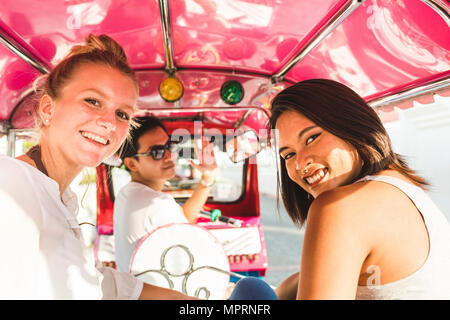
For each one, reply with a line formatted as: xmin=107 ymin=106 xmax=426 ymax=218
xmin=113 ymin=181 xmax=188 ymax=272
xmin=0 ymin=156 xmax=143 ymax=299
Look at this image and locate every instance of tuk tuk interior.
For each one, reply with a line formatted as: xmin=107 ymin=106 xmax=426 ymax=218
xmin=95 ymin=106 xmax=272 ymax=278
xmin=0 ymin=0 xmax=448 ymax=289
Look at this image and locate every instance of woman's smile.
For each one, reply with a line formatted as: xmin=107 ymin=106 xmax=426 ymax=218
xmin=303 ymin=167 xmax=328 ymax=187
xmin=276 ymin=110 xmax=362 ymax=198
xmin=80 ymin=130 xmax=110 ymax=146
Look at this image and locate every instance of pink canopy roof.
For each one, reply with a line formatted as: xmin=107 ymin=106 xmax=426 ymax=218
xmin=0 ymin=0 xmax=449 ymax=130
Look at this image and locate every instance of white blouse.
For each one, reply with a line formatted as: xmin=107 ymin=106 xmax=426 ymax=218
xmin=0 ymin=156 xmax=143 ymax=299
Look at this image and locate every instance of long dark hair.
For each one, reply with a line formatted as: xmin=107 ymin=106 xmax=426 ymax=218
xmin=269 ymin=79 xmax=428 ymax=227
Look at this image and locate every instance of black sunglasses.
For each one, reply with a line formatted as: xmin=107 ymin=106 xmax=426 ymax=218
xmin=134 ymin=141 xmax=180 ymax=160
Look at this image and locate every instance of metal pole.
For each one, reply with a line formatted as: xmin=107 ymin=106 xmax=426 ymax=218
xmin=158 ymin=0 xmax=177 ymax=75
xmin=270 ymin=0 xmax=365 ymax=84
xmin=6 ymin=129 xmax=16 ymax=157
xmin=421 ymin=0 xmax=450 ymax=26
xmin=0 ymin=27 xmax=50 ymax=74
xmin=135 ymin=105 xmax=272 ymax=120
xmin=368 ymin=76 xmax=450 ymax=110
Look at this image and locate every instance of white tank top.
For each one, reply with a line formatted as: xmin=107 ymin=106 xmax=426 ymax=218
xmin=355 ymin=175 xmax=450 ymax=300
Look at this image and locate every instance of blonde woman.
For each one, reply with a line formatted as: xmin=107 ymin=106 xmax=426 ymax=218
xmin=0 ymin=34 xmax=194 ymax=299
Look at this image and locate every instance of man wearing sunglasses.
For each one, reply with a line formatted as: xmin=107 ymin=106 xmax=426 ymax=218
xmin=113 ymin=117 xmax=217 ymax=272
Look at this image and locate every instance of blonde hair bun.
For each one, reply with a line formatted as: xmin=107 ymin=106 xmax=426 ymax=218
xmin=32 ymin=33 xmax=137 ymax=128
xmin=69 ymin=34 xmax=129 ymax=65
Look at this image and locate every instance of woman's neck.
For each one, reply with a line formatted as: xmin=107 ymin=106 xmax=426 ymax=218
xmin=42 ymin=141 xmax=83 ymax=195
xmin=19 ymin=141 xmax=83 ymax=196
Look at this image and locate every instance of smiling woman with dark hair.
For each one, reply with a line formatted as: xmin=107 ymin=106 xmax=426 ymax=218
xmin=271 ymin=79 xmax=450 ymax=300
xmin=270 ymin=79 xmax=428 ymax=227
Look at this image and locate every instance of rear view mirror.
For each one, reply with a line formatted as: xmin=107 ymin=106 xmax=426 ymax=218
xmin=225 ymin=130 xmax=260 ymax=163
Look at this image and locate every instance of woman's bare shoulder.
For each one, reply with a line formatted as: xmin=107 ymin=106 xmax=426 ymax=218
xmin=315 ymin=170 xmax=411 ymax=208
xmin=302 ymin=179 xmax=388 ymax=271
xmin=308 ymin=173 xmax=405 ymax=230
xmin=312 ymin=180 xmax=381 ymax=210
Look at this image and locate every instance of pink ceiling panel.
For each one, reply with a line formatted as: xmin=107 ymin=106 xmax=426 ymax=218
xmin=0 ymin=0 xmax=165 ymax=69
xmin=284 ymin=0 xmax=450 ymax=99
xmin=0 ymin=44 xmax=40 ymax=121
xmin=170 ymin=0 xmax=348 ymax=74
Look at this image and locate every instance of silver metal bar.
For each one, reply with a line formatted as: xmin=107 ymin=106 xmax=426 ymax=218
xmin=6 ymin=129 xmax=16 ymax=157
xmin=0 ymin=28 xmax=50 ymax=74
xmin=192 ymin=266 xmax=277 ymax=290
xmin=271 ymin=0 xmax=365 ymax=84
xmin=158 ymin=0 xmax=176 ymax=74
xmin=233 ymin=110 xmax=253 ymax=129
xmin=135 ymin=105 xmax=272 ymax=120
xmin=4 ymin=128 xmax=38 ymax=156
xmin=422 ymin=0 xmax=450 ymax=26
xmin=368 ymin=76 xmax=450 ymax=110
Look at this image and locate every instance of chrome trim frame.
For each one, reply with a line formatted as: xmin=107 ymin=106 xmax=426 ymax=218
xmin=368 ymin=76 xmax=450 ymax=110
xmin=158 ymin=0 xmax=177 ymax=74
xmin=7 ymin=129 xmax=15 ymax=157
xmin=422 ymin=0 xmax=450 ymax=26
xmin=270 ymin=0 xmax=365 ymax=84
xmin=135 ymin=105 xmax=272 ymax=119
xmin=0 ymin=28 xmax=50 ymax=74
xmin=5 ymin=128 xmax=38 ymax=157
xmin=233 ymin=110 xmax=253 ymax=129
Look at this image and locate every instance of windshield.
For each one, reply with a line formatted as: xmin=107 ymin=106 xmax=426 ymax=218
xmin=110 ymin=138 xmax=245 ymax=203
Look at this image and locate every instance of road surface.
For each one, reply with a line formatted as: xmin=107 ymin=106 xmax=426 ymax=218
xmin=259 ymin=193 xmax=304 ymax=287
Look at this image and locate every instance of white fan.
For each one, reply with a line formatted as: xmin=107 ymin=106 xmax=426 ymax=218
xmin=129 ymin=223 xmax=231 ymax=300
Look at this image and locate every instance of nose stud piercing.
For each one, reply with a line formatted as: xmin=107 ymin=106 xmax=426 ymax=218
xmin=296 ymin=164 xmax=309 ymax=175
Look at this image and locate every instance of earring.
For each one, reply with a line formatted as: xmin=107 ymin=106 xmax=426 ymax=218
xmin=43 ymin=118 xmax=50 ymax=126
